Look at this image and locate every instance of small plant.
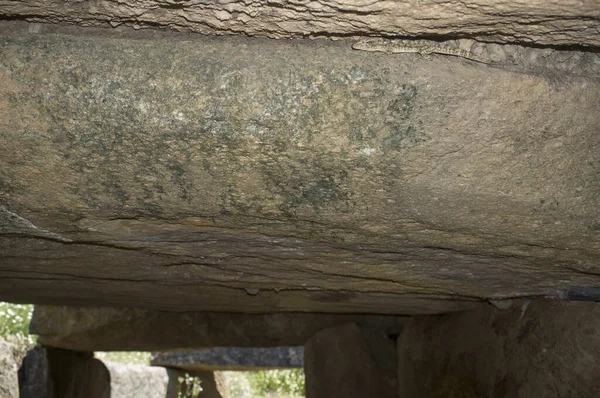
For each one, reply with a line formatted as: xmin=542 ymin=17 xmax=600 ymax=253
xmin=224 ymin=371 xmax=253 ymax=397
xmin=0 ymin=302 xmax=36 ymax=363
xmin=248 ymin=369 xmax=305 ymax=397
xmin=0 ymin=302 xmax=35 ymax=343
xmin=177 ymin=373 xmax=203 ymax=398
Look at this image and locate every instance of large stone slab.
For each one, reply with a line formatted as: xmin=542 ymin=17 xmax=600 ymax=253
xmin=304 ymin=323 xmax=397 ymax=398
xmin=397 ymin=299 xmax=600 ymax=397
xmin=0 ymin=1 xmax=598 ymax=47
xmin=152 ymin=347 xmax=303 ymax=371
xmin=30 ymin=305 xmax=405 ymax=351
xmin=1 ymin=22 xmax=600 ymax=315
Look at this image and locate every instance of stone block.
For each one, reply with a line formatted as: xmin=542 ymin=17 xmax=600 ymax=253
xmin=18 ymin=345 xmax=53 ymax=398
xmin=1 ymin=22 xmax=600 ymax=315
xmin=304 ymin=323 xmax=397 ymax=398
xmin=397 ymin=299 xmax=600 ymax=397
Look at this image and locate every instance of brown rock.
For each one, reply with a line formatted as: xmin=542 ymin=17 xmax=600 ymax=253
xmin=1 ymin=22 xmax=599 ymax=315
xmin=397 ymin=299 xmax=600 ymax=397
xmin=46 ymin=348 xmax=110 ymax=398
xmin=0 ymin=1 xmax=598 ymax=46
xmin=103 ymin=361 xmax=178 ymax=398
xmin=304 ymin=323 xmax=397 ymax=398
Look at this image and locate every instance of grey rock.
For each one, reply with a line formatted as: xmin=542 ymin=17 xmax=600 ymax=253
xmin=30 ymin=305 xmax=405 ymax=351
xmin=397 ymin=299 xmax=600 ymax=397
xmin=18 ymin=346 xmax=189 ymax=398
xmin=152 ymin=347 xmax=303 ymax=371
xmin=104 ymin=361 xmax=173 ymax=398
xmin=18 ymin=345 xmax=53 ymax=398
xmin=0 ymin=338 xmax=20 ymax=398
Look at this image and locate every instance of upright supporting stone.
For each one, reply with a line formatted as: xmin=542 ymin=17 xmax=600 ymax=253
xmin=19 ymin=346 xmax=189 ymax=398
xmin=46 ymin=348 xmax=110 ymax=398
xmin=304 ymin=323 xmax=397 ymax=398
xmin=18 ymin=345 xmax=53 ymax=398
xmin=397 ymin=299 xmax=600 ymax=397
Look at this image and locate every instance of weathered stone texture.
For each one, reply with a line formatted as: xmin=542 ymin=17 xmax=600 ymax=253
xmin=0 ymin=338 xmax=20 ymax=398
xmin=152 ymin=347 xmax=303 ymax=371
xmin=397 ymin=299 xmax=600 ymax=397
xmin=1 ymin=23 xmax=600 ymax=315
xmin=304 ymin=323 xmax=397 ymax=398
xmin=18 ymin=345 xmax=189 ymax=398
xmin=18 ymin=345 xmax=53 ymax=398
xmin=30 ymin=305 xmax=405 ymax=351
xmin=104 ymin=361 xmax=173 ymax=398
xmin=0 ymin=0 xmax=599 ymax=47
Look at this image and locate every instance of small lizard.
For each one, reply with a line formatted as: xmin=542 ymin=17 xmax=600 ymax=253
xmin=352 ymin=38 xmax=494 ymax=64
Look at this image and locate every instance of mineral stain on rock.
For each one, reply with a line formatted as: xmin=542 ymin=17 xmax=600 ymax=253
xmin=1 ymin=25 xmax=599 ymax=314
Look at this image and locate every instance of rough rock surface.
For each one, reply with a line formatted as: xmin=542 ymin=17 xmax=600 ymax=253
xmin=18 ymin=345 xmax=53 ymax=398
xmin=103 ymin=361 xmax=174 ymax=398
xmin=1 ymin=0 xmax=599 ymax=47
xmin=0 ymin=338 xmax=20 ymax=398
xmin=30 ymin=305 xmax=405 ymax=351
xmin=304 ymin=323 xmax=397 ymax=398
xmin=152 ymin=347 xmax=303 ymax=371
xmin=397 ymin=299 xmax=600 ymax=397
xmin=1 ymin=22 xmax=600 ymax=315
xmin=19 ymin=345 xmax=188 ymax=398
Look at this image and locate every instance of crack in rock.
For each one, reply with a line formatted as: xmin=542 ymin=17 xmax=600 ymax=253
xmin=0 ymin=206 xmax=72 ymax=242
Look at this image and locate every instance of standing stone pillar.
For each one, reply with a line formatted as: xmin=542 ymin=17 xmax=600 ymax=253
xmin=304 ymin=323 xmax=397 ymax=398
xmin=18 ymin=345 xmax=53 ymax=398
xmin=397 ymin=299 xmax=600 ymax=397
xmin=46 ymin=348 xmax=110 ymax=398
xmin=18 ymin=345 xmax=192 ymax=398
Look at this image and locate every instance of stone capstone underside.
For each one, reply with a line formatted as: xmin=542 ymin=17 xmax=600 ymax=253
xmin=1 ymin=22 xmax=600 ymax=315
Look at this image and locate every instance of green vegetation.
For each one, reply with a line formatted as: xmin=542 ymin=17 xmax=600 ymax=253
xmin=0 ymin=302 xmax=34 ymax=342
xmin=226 ymin=369 xmax=305 ymax=398
xmin=94 ymin=351 xmax=152 ymax=365
xmin=177 ymin=373 xmax=203 ymax=398
xmin=250 ymin=369 xmax=305 ymax=397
